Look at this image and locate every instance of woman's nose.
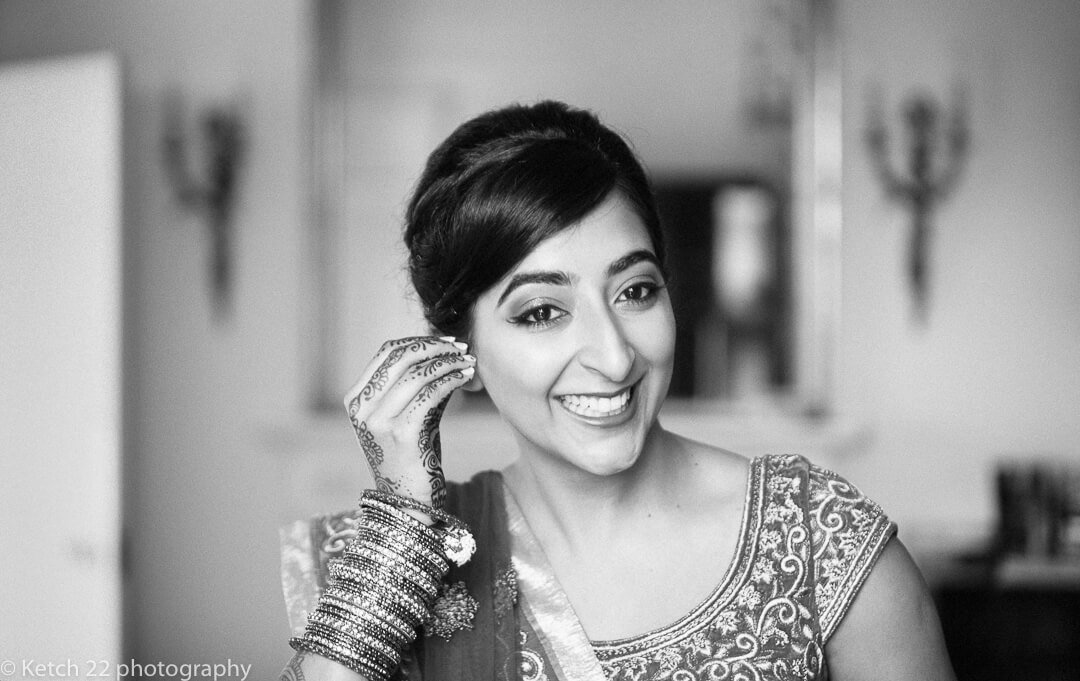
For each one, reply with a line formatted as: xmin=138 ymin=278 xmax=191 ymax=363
xmin=575 ymin=306 xmax=635 ymax=381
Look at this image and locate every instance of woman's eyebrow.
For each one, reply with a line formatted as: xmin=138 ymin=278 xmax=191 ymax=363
xmin=497 ymin=270 xmax=570 ymax=305
xmin=607 ymin=250 xmax=660 ymax=278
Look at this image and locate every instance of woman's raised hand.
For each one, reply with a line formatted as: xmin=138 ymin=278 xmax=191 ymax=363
xmin=343 ymin=336 xmax=475 ymax=510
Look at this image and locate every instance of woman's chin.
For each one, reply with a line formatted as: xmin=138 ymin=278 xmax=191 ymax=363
xmin=564 ymin=439 xmax=648 ymax=478
xmin=575 ymin=458 xmax=637 ymax=478
xmin=510 ymin=401 xmax=665 ymax=479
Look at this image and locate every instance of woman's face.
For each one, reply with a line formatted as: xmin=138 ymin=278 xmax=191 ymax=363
xmin=469 ymin=192 xmax=676 ymax=477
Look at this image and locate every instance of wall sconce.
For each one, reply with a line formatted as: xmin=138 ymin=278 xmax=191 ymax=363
xmin=162 ymin=93 xmax=245 ymax=318
xmin=865 ymin=86 xmax=968 ymax=322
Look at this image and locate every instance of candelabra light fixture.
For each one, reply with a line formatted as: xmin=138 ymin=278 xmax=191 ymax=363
xmin=865 ymin=86 xmax=969 ymax=322
xmin=163 ymin=94 xmax=245 ymax=319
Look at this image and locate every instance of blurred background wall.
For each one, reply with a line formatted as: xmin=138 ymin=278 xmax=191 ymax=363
xmin=835 ymin=0 xmax=1080 ymax=536
xmin=1 ymin=0 xmax=1078 ymax=676
xmin=0 ymin=0 xmax=312 ymax=673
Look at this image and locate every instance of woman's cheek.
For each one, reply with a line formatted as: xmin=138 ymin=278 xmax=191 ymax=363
xmin=477 ymin=328 xmax=557 ymax=393
xmin=637 ymin=304 xmax=677 ymax=364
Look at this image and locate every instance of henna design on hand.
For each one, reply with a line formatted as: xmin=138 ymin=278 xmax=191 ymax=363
xmin=418 ymin=395 xmax=451 ymax=509
xmin=345 ymin=336 xmax=462 ymax=507
xmin=409 ymin=352 xmax=461 ymax=379
xmin=360 ymin=336 xmax=443 ymax=402
xmin=375 ymin=475 xmax=404 ymax=495
xmin=361 ymin=347 xmax=404 ymax=402
xmin=413 ymin=370 xmax=462 ymax=409
xmin=355 ymin=421 xmax=384 ymax=468
xmin=346 ymin=393 xmax=363 ymax=430
xmin=347 ymin=392 xmax=387 ymax=471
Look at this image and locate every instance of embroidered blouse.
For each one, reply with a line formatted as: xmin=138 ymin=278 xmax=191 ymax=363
xmin=280 ymin=455 xmax=895 ymax=681
xmin=584 ymin=455 xmax=896 ymax=681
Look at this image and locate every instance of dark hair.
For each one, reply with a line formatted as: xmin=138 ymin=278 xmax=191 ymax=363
xmin=404 ymin=100 xmax=666 ymax=337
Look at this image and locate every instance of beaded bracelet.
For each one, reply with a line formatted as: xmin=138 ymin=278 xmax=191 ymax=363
xmin=354 ymin=530 xmax=447 ymax=583
xmin=328 ymin=574 xmax=430 ymax=624
xmin=354 ymin=523 xmax=448 ymax=574
xmin=358 ymin=506 xmax=446 ymax=555
xmin=309 ymin=610 xmax=409 ymax=655
xmin=321 ymin=593 xmax=415 ymax=642
xmin=346 ymin=541 xmax=440 ymax=587
xmin=361 ymin=491 xmax=476 ymax=566
xmin=290 ymin=489 xmax=476 ymax=681
xmin=332 ymin=551 xmax=439 ymax=602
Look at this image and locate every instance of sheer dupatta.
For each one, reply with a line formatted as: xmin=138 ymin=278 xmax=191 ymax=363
xmin=280 ymin=471 xmax=606 ymax=681
xmin=504 ymin=487 xmax=608 ymax=681
xmin=416 ymin=472 xmax=607 ymax=681
xmin=410 ymin=471 xmax=520 ymax=681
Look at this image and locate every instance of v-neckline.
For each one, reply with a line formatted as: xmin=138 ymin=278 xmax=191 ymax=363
xmin=500 ymin=457 xmax=764 ymax=653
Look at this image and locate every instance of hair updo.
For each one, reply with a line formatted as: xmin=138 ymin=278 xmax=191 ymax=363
xmin=403 ymin=100 xmax=666 ymax=338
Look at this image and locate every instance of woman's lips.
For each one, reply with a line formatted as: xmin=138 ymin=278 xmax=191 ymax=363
xmin=557 ymin=383 xmax=636 ymax=418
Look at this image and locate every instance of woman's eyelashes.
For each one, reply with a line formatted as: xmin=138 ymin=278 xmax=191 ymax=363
xmin=508 ymin=280 xmax=663 ymax=330
xmin=616 ymin=280 xmax=664 ymax=308
xmin=510 ymin=301 xmax=567 ymax=329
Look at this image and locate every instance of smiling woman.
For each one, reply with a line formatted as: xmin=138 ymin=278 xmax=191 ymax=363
xmin=279 ymin=101 xmax=956 ymax=681
xmin=471 ymin=193 xmax=675 ymax=479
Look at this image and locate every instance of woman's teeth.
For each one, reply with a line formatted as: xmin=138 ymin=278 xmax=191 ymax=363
xmin=559 ymin=388 xmax=631 ymax=417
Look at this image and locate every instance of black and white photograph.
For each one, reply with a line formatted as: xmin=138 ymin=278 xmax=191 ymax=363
xmin=2 ymin=2 xmax=1079 ymax=680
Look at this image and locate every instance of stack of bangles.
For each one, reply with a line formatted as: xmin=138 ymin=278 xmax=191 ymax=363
xmin=290 ymin=490 xmax=476 ymax=680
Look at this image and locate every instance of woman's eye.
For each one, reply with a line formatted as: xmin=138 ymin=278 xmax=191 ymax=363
xmin=512 ymin=304 xmax=566 ymax=328
xmin=618 ymin=282 xmax=660 ymax=304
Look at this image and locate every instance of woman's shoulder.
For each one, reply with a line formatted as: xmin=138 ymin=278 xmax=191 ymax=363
xmin=665 ymin=429 xmax=750 ymax=475
xmin=751 ymin=455 xmax=898 ymax=640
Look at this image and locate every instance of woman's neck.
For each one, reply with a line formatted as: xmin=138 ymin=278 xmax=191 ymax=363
xmin=501 ymin=423 xmax=689 ymax=550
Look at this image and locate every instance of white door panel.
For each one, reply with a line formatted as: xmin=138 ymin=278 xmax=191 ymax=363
xmin=1 ymin=52 xmax=122 ymax=664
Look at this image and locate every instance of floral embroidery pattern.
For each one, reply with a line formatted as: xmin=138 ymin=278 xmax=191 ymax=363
xmin=318 ymin=510 xmax=362 ymax=557
xmin=313 ymin=509 xmax=363 ymax=590
xmin=426 ymin=581 xmax=479 ymax=640
xmin=592 ymin=455 xmax=895 ymax=681
xmin=806 ymin=465 xmax=894 ymax=638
